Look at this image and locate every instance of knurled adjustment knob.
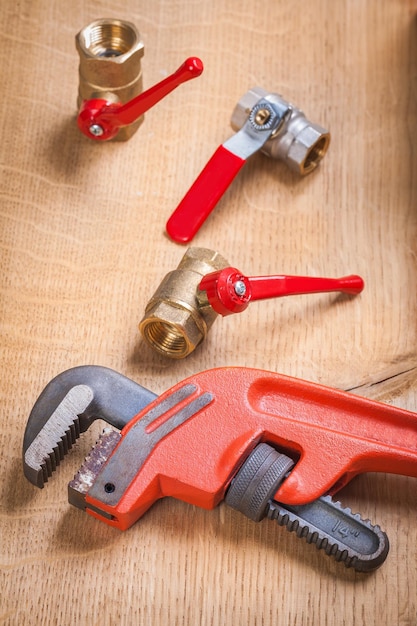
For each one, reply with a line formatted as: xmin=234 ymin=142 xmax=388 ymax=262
xmin=225 ymin=443 xmax=294 ymax=522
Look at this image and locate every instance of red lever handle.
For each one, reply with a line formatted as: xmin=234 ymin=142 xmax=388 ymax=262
xmin=166 ymin=145 xmax=246 ymax=243
xmin=77 ymin=56 xmax=204 ymax=141
xmin=166 ymin=97 xmax=291 ymax=243
xmin=199 ymin=267 xmax=365 ymax=316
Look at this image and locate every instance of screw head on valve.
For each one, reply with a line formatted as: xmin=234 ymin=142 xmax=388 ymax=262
xmin=234 ymin=280 xmax=247 ymax=297
xmin=77 ymin=98 xmax=122 ymax=141
xmin=89 ymin=124 xmax=105 ymax=137
xmin=255 ymin=109 xmax=271 ymax=126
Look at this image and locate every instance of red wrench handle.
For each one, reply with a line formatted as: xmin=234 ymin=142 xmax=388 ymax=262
xmin=84 ymin=368 xmax=417 ymax=530
xmin=166 ymin=145 xmax=245 ymax=243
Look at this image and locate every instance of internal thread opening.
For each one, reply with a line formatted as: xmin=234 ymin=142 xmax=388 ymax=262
xmin=85 ymin=22 xmax=137 ymax=57
xmin=142 ymin=320 xmax=191 ymax=358
xmin=302 ymin=136 xmax=330 ymax=173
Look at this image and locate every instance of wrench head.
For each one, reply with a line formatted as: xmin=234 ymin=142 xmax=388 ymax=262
xmin=24 ymin=384 xmax=94 ymax=488
xmin=22 ymin=366 xmax=157 ymax=488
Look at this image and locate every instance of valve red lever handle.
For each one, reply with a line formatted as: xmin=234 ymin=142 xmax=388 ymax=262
xmin=166 ymin=97 xmax=292 ymax=243
xmin=166 ymin=146 xmax=246 ymax=243
xmin=199 ymin=267 xmax=364 ymax=316
xmin=77 ymin=56 xmax=204 ymax=141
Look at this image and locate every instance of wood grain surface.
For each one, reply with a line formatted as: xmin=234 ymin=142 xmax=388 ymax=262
xmin=1 ymin=1 xmax=417 ymax=624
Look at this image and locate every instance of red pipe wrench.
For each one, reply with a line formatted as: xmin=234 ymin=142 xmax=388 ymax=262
xmin=23 ymin=366 xmax=417 ymax=572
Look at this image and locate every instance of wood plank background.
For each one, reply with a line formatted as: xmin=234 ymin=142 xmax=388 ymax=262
xmin=1 ymin=0 xmax=417 ymax=624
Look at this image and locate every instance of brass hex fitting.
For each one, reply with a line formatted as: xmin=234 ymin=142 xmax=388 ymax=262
xmin=75 ymin=18 xmax=145 ymax=141
xmin=139 ymin=248 xmax=229 ymax=359
xmin=230 ymin=87 xmax=330 ymax=175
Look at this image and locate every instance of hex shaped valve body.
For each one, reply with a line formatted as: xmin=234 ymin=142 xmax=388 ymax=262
xmin=76 ymin=18 xmax=145 ymax=141
xmin=230 ymin=87 xmax=330 ymax=175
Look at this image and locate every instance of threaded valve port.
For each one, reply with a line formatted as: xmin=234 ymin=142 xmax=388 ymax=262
xmin=301 ymin=135 xmax=330 ymax=174
xmin=82 ymin=20 xmax=138 ymax=57
xmin=140 ymin=319 xmax=193 ymax=359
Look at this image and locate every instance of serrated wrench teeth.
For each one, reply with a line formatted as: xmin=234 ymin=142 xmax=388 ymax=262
xmin=24 ymin=385 xmax=92 ymax=487
xmin=22 ymin=366 xmax=157 ymax=488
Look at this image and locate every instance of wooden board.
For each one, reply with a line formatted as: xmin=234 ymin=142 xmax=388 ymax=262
xmin=1 ymin=1 xmax=416 ymax=624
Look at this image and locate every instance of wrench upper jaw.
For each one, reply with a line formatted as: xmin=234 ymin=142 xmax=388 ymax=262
xmin=23 ymin=384 xmax=96 ymax=488
xmin=22 ymin=365 xmax=158 ymax=488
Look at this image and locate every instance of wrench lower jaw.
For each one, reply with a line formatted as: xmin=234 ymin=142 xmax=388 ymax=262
xmin=68 ymin=429 xmax=121 ymax=514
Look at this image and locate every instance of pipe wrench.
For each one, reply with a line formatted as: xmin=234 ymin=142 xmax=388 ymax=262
xmin=23 ymin=366 xmax=417 ymax=572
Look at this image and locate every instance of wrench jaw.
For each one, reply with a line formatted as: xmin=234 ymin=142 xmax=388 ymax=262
xmin=69 ymin=383 xmax=218 ymax=530
xmin=68 ymin=428 xmax=122 ymax=518
xmin=23 ymin=384 xmax=95 ymax=488
xmin=22 ymin=366 xmax=157 ymax=488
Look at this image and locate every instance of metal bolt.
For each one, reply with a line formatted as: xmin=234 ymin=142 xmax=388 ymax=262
xmin=89 ymin=124 xmax=104 ymax=137
xmin=254 ymin=108 xmax=271 ymax=126
xmin=248 ymin=102 xmax=277 ymax=132
xmin=234 ymin=280 xmax=247 ymax=297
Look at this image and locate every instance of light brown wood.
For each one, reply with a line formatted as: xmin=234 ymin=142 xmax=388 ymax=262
xmin=1 ymin=1 xmax=417 ymax=624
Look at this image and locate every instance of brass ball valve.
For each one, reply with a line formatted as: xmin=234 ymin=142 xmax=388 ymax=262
xmin=76 ymin=18 xmax=203 ymax=141
xmin=139 ymin=248 xmax=364 ymax=359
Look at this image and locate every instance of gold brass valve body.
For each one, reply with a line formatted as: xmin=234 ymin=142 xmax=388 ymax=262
xmin=75 ymin=18 xmax=145 ymax=141
xmin=139 ymin=248 xmax=229 ymax=359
